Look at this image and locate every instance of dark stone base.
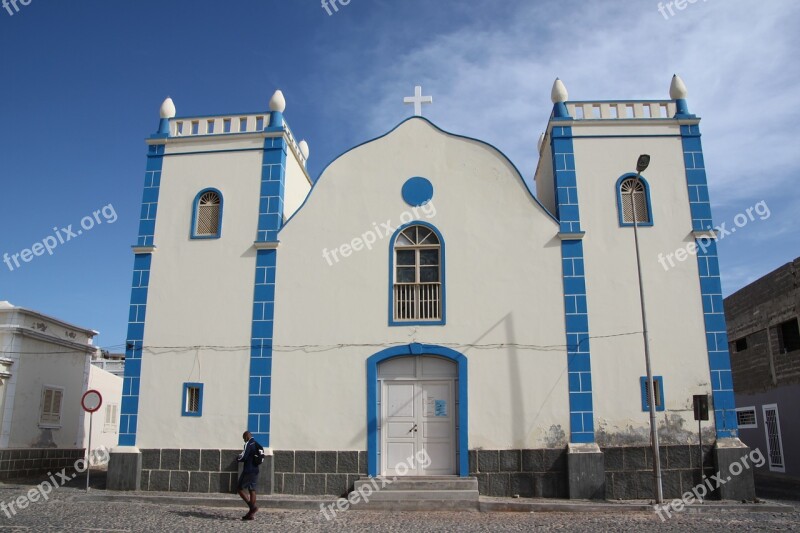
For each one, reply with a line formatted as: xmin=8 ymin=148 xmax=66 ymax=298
xmin=603 ymin=444 xmax=717 ymax=500
xmin=714 ymin=438 xmax=756 ymax=501
xmin=139 ymin=448 xmax=241 ymax=493
xmin=107 ymin=447 xmax=141 ymax=491
xmin=567 ymin=443 xmax=605 ymax=499
xmin=470 ymin=449 xmax=568 ymax=498
xmin=274 ymin=450 xmax=367 ymax=497
xmin=0 ymin=448 xmax=85 ymax=481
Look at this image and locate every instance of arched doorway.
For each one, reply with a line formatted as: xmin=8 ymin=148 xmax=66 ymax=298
xmin=366 ymin=343 xmax=468 ymax=477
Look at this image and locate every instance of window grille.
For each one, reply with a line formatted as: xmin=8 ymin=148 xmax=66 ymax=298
xmin=735 ymin=407 xmax=757 ymax=429
xmin=195 ymin=191 xmax=221 ymax=237
xmin=393 ymin=226 xmax=441 ymax=322
xmin=620 ymin=178 xmax=649 ymax=224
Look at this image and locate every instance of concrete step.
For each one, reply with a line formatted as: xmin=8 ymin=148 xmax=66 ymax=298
xmin=354 ymin=476 xmax=478 ymax=492
xmin=350 ymin=499 xmax=480 ymax=512
xmin=358 ymin=489 xmax=480 ymax=502
xmin=349 ymin=476 xmax=480 ymax=511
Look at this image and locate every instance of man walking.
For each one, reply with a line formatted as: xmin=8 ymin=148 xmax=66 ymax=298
xmin=236 ymin=431 xmax=262 ymax=520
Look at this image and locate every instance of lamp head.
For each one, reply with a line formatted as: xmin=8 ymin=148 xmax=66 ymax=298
xmin=636 ymin=154 xmax=651 ymax=173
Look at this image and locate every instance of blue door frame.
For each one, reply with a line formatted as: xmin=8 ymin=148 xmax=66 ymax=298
xmin=366 ymin=343 xmax=469 ymax=477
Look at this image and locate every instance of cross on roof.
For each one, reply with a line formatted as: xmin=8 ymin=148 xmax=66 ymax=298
xmin=404 ymin=85 xmax=433 ymax=117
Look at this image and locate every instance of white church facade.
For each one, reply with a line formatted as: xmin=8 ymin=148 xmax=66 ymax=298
xmin=108 ymin=77 xmax=754 ymax=500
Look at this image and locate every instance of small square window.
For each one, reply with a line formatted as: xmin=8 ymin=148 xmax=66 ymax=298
xmin=736 ymin=407 xmax=757 ymax=429
xmin=207 ymin=120 xmax=215 ymax=134
xmin=239 ymin=118 xmax=248 ymax=132
xmin=256 ymin=116 xmax=264 ymax=130
xmin=223 ymin=119 xmax=232 ymax=133
xmin=734 ymin=337 xmax=748 ymax=352
xmin=182 ymin=383 xmax=203 ymax=417
xmin=640 ymin=376 xmax=665 ymax=412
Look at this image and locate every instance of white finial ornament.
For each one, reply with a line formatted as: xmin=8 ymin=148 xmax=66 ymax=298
xmin=551 ymin=78 xmax=568 ymax=104
xmin=670 ymin=74 xmax=688 ymax=100
xmin=404 ymin=85 xmax=433 ymax=117
xmin=160 ymin=97 xmax=176 ymax=119
xmin=269 ymin=90 xmax=286 ymax=113
xmin=298 ymin=140 xmax=309 ymax=161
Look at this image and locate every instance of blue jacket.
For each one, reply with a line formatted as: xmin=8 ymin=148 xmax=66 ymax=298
xmin=238 ymin=438 xmax=259 ymax=474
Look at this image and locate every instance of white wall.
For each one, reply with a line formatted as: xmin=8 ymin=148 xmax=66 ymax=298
xmin=84 ymin=366 xmax=123 ymax=452
xmin=11 ymin=336 xmax=87 ymax=448
xmin=137 ymin=139 xmax=263 ymax=449
xmin=272 ymin=119 xmax=570 ymax=451
xmin=569 ymin=121 xmax=712 ymax=444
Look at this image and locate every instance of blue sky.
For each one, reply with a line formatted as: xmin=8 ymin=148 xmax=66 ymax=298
xmin=1 ymin=0 xmax=798 ymax=349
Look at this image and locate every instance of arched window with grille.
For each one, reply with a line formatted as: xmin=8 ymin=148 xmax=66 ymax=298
xmin=616 ymin=174 xmax=653 ymax=226
xmin=191 ymin=188 xmax=223 ymax=239
xmin=390 ymin=222 xmax=445 ymax=325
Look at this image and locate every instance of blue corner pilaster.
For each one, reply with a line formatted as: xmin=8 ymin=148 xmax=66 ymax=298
xmin=247 ymin=131 xmax=287 ymax=446
xmin=551 ymin=125 xmax=595 ymax=444
xmin=551 ymin=127 xmax=580 ymax=234
xmin=681 ymin=125 xmax=713 ymax=231
xmin=119 ymin=143 xmax=164 ymax=446
xmin=680 ymin=124 xmax=738 ymax=438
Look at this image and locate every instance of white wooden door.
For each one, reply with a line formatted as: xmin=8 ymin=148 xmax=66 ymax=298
xmin=382 ymin=379 xmax=455 ymax=476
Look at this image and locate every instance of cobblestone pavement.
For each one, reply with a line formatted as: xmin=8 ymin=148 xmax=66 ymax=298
xmin=0 ymin=482 xmax=797 ymax=532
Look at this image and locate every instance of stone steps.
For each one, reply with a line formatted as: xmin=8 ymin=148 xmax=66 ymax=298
xmin=349 ymin=476 xmax=480 ymax=511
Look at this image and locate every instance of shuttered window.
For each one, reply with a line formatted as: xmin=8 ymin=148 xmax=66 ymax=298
xmin=40 ymin=387 xmax=64 ymax=426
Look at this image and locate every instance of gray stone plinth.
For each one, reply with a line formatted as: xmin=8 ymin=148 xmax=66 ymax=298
xmin=714 ymin=438 xmax=756 ymax=501
xmin=107 ymin=447 xmax=142 ymax=491
xmin=567 ymin=443 xmax=605 ymax=500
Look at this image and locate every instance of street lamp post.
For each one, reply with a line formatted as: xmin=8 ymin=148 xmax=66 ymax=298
xmin=629 ymin=154 xmax=664 ymax=504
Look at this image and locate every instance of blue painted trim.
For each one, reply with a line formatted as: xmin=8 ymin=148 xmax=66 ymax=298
xmin=181 ymin=382 xmax=204 ymax=417
xmin=679 ymin=124 xmax=738 ymax=439
xmin=639 ymin=376 xmax=665 ymax=412
xmin=366 ymin=344 xmax=468 ymax=477
xmin=245 ymin=134 xmax=288 ymax=447
xmin=190 ymin=188 xmax=224 ymax=240
xmin=615 ymin=174 xmax=654 ymax=227
xmin=388 ymin=221 xmax=446 ymax=327
xmin=551 ymin=126 xmax=595 ymax=444
xmin=157 ymin=118 xmax=170 ymax=136
xmin=401 ymin=177 xmax=434 ymax=207
xmin=119 ymin=145 xmax=165 ymax=447
xmin=281 ymin=116 xmax=559 ymax=232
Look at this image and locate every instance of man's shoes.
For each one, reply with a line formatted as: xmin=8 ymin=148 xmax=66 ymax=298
xmin=250 ymin=506 xmax=259 ymax=516
xmin=241 ymin=513 xmax=254 ymax=521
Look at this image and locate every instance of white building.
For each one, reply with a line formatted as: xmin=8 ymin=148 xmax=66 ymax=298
xmin=109 ymin=77 xmax=754 ymax=500
xmin=0 ymin=302 xmax=121 ymax=479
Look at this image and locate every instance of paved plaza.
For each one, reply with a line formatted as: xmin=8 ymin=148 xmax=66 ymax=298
xmin=0 ymin=477 xmax=796 ymax=532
